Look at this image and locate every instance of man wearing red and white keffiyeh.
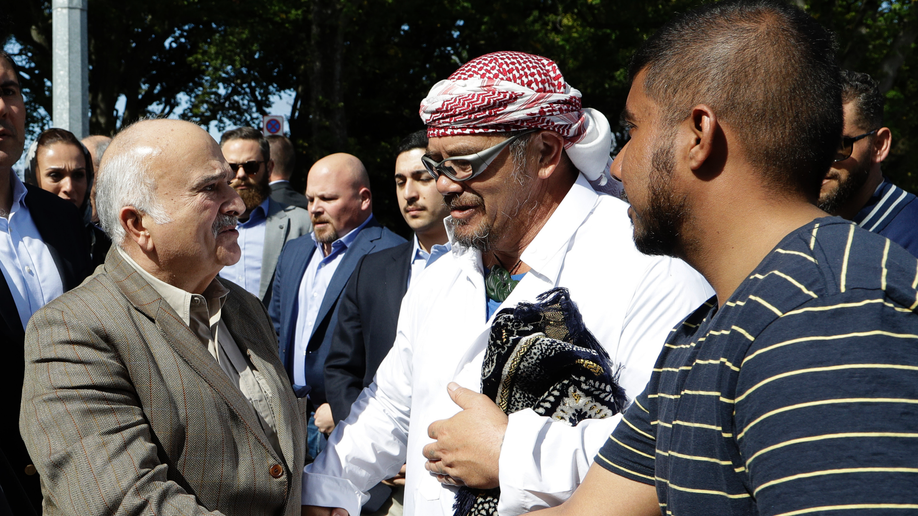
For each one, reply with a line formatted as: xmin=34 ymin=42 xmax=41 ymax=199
xmin=301 ymin=51 xmax=712 ymax=516
xmin=420 ymin=51 xmax=617 ymax=192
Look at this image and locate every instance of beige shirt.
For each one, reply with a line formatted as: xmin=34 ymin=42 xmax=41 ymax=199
xmin=117 ymin=247 xmax=282 ymax=456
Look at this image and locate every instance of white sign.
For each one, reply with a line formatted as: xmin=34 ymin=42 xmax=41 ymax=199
xmin=262 ymin=115 xmax=285 ymax=136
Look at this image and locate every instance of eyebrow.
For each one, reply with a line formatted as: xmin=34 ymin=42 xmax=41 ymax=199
xmin=192 ymin=172 xmax=227 ymax=189
xmin=1 ymin=79 xmax=21 ymax=90
xmin=620 ymin=107 xmax=636 ymax=127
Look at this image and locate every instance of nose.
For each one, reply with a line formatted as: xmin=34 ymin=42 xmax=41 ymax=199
xmin=59 ymin=177 xmax=73 ymax=196
xmin=611 ymin=141 xmax=628 ymax=181
xmin=436 ymin=174 xmax=462 ymax=196
xmin=404 ymin=179 xmax=420 ymax=203
xmin=233 ymin=164 xmax=247 ymax=181
xmin=224 ymin=183 xmax=245 ymax=216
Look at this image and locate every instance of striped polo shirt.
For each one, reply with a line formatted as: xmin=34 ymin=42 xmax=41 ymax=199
xmin=853 ymin=178 xmax=918 ymax=258
xmin=597 ymin=217 xmax=918 ymax=516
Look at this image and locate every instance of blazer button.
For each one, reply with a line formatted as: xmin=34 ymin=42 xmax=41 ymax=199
xmin=269 ymin=464 xmax=284 ymax=478
xmin=25 ymin=464 xmax=37 ymax=476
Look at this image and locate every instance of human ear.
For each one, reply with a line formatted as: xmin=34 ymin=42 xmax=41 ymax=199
xmin=872 ymin=127 xmax=892 ymax=164
xmin=120 ymin=206 xmax=154 ymax=252
xmin=687 ymin=105 xmax=717 ymax=172
xmin=535 ymin=130 xmax=565 ymax=179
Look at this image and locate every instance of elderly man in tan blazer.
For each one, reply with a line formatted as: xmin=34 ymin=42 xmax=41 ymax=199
xmin=19 ymin=119 xmax=306 ymax=515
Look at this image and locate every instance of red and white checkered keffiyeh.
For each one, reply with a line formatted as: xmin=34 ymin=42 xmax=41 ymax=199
xmin=420 ymin=51 xmax=615 ymax=188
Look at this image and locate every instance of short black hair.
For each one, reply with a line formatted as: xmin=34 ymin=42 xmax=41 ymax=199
xmin=840 ymin=69 xmax=884 ymax=131
xmin=0 ymin=51 xmax=22 ymax=84
xmin=396 ymin=130 xmax=428 ymax=158
xmin=629 ymin=0 xmax=842 ymax=199
xmin=220 ymin=126 xmax=271 ymax=163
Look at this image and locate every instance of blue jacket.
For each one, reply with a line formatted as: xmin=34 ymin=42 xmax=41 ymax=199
xmin=269 ymin=218 xmax=405 ymax=404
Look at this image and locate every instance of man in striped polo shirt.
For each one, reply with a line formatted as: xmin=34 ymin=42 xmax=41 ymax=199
xmin=531 ymin=1 xmax=918 ymax=515
xmin=818 ymin=70 xmax=918 ymax=258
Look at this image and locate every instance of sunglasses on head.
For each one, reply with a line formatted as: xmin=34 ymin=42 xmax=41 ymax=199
xmin=421 ymin=130 xmax=537 ymax=182
xmin=228 ymin=160 xmax=265 ymax=175
xmin=833 ymin=129 xmax=878 ymax=163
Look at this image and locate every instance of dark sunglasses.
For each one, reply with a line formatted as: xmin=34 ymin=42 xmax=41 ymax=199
xmin=833 ymin=129 xmax=878 ymax=163
xmin=228 ymin=160 xmax=265 ymax=175
xmin=421 ymin=130 xmax=536 ymax=182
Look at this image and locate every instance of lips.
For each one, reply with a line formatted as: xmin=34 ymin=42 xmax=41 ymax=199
xmin=446 ymin=194 xmax=483 ymax=219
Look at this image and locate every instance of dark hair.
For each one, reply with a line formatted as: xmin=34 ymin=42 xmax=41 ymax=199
xmin=629 ymin=0 xmax=842 ymax=198
xmin=266 ymin=134 xmax=295 ymax=177
xmin=0 ymin=51 xmax=21 ymax=84
xmin=840 ymin=69 xmax=884 ymax=131
xmin=396 ymin=130 xmax=429 ymax=158
xmin=220 ymin=126 xmax=271 ymax=163
xmin=26 ymin=128 xmax=95 ymax=210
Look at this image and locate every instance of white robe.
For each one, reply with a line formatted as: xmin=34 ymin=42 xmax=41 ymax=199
xmin=302 ymin=175 xmax=714 ymax=515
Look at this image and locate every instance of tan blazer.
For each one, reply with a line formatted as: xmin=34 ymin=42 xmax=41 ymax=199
xmin=19 ymin=248 xmax=307 ymax=515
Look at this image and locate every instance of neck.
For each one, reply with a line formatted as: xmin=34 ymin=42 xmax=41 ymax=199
xmin=321 ymin=242 xmax=333 ymax=257
xmin=0 ymin=167 xmax=12 ymax=217
xmin=684 ymin=190 xmax=824 ymax=307
xmin=124 ymin=245 xmax=217 ymax=295
xmin=480 ymin=169 xmax=575 ymax=274
xmin=416 ymin=226 xmax=448 ymax=254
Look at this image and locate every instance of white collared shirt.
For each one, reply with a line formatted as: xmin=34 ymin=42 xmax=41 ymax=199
xmin=0 ymin=173 xmax=64 ymax=330
xmin=219 ymin=198 xmax=269 ymax=296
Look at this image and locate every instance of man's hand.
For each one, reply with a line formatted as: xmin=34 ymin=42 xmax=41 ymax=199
xmin=382 ymin=463 xmax=407 ymax=487
xmin=314 ymin=403 xmax=335 ymax=435
xmin=302 ymin=506 xmax=348 ymax=516
xmin=423 ymin=382 xmax=508 ymax=489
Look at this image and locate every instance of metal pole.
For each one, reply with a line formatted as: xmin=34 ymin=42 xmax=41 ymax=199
xmin=52 ymin=0 xmax=89 ymax=139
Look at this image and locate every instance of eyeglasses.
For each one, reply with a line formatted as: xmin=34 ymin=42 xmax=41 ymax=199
xmin=228 ymin=160 xmax=265 ymax=175
xmin=833 ymin=129 xmax=878 ymax=162
xmin=421 ymin=130 xmax=536 ymax=182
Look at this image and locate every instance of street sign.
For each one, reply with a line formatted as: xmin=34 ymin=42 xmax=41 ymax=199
xmin=262 ymin=115 xmax=285 ymax=136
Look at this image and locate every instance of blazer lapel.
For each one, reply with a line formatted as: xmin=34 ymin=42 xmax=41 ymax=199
xmin=260 ymin=199 xmax=290 ymax=300
xmin=308 ymin=225 xmax=381 ymax=344
xmin=107 ymin=249 xmax=278 ymax=459
xmin=0 ymin=271 xmax=24 ymax=341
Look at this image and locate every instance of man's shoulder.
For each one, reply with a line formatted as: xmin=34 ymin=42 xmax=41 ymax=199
xmin=361 ymin=240 xmax=412 ymax=264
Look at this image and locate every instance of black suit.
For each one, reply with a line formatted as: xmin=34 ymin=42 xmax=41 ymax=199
xmin=270 ymin=181 xmax=310 ymax=210
xmin=1 ymin=185 xmax=91 ymax=515
xmin=325 ymin=241 xmax=412 ymax=424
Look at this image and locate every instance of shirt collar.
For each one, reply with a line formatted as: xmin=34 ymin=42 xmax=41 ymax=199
xmin=240 ymin=198 xmax=270 ymax=227
xmin=9 ymin=171 xmax=28 ymax=212
xmin=412 ymin=233 xmax=450 ymax=264
xmin=312 ymin=213 xmax=375 ymax=256
xmin=116 ymin=246 xmax=229 ymax=326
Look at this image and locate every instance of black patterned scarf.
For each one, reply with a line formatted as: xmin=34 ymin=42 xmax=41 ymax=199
xmin=452 ymin=287 xmax=628 ymax=516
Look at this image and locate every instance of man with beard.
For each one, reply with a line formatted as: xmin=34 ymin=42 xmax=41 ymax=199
xmin=818 ymin=70 xmax=918 ymax=257
xmin=20 ymin=119 xmax=307 ymax=515
xmin=219 ymin=127 xmax=311 ymax=304
xmin=531 ymin=2 xmax=918 ymax=515
xmin=270 ymin=152 xmax=404 ymax=462
xmin=301 ymin=52 xmax=712 ymax=516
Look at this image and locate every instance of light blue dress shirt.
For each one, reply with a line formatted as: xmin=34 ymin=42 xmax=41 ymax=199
xmin=292 ymin=215 xmax=375 ymax=386
xmin=408 ymin=234 xmax=451 ymax=289
xmin=0 ymin=173 xmax=64 ymax=330
xmin=219 ymin=198 xmax=268 ymax=296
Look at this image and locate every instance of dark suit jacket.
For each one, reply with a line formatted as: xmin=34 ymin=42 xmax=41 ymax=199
xmin=325 ymin=241 xmax=412 ymax=424
xmin=1 ymin=185 xmax=90 ymax=515
xmin=20 ymin=248 xmax=307 ymax=515
xmin=270 ymin=181 xmax=310 ymax=210
xmin=270 ymin=218 xmax=405 ymax=405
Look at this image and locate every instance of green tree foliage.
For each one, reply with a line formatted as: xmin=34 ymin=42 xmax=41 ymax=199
xmin=3 ymin=0 xmax=917 ymax=228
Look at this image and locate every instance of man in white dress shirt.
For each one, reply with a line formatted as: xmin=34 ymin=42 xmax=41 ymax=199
xmin=302 ymin=51 xmax=713 ymax=516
